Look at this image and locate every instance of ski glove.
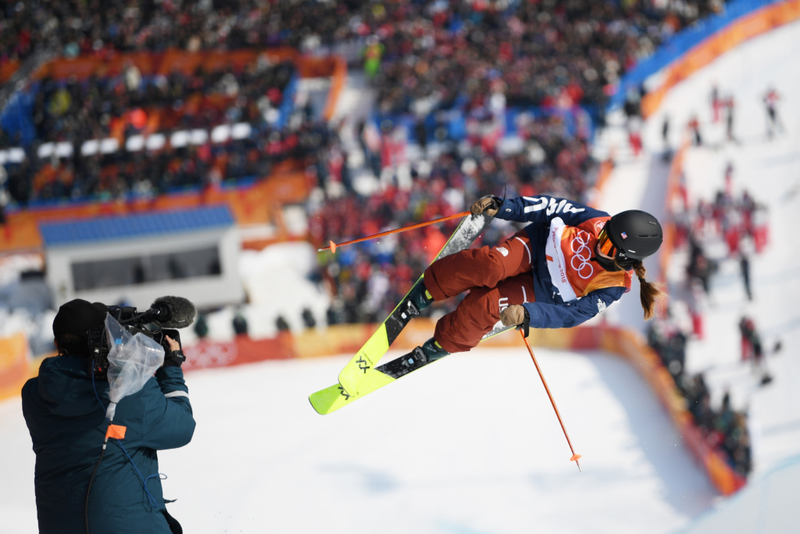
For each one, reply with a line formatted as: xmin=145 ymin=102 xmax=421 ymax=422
xmin=500 ymin=305 xmax=530 ymax=337
xmin=471 ymin=195 xmax=502 ymax=217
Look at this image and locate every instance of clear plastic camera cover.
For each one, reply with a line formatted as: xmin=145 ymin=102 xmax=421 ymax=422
xmin=103 ymin=314 xmax=165 ymax=421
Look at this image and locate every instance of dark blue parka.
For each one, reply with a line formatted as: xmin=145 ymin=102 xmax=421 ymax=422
xmin=22 ymin=355 xmax=195 ymax=534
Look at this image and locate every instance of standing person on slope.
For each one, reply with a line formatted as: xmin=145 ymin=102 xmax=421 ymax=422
xmin=22 ymin=299 xmax=195 ymax=534
xmin=406 ymin=195 xmax=665 ymax=360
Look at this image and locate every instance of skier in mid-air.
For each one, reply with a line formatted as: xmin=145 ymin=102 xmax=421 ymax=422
xmin=406 ymin=195 xmax=665 ymax=360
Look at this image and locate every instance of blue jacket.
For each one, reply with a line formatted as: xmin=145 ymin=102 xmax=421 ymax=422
xmin=495 ymin=195 xmax=632 ymax=329
xmin=22 ymin=355 xmax=195 ymax=534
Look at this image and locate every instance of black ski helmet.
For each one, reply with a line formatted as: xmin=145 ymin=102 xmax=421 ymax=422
xmin=605 ymin=210 xmax=663 ymax=261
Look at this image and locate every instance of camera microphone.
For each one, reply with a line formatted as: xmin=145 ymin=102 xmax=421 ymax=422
xmin=144 ymin=296 xmax=197 ymax=328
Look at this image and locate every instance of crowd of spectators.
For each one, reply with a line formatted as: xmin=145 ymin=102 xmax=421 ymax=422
xmin=681 ymin=374 xmax=752 ymax=477
xmin=1 ymin=0 xmax=734 ymax=205
xmin=647 ymin=318 xmax=687 ymax=377
xmin=30 ymin=58 xmax=295 ymax=144
xmin=310 ymin=157 xmax=483 ymax=325
xmin=4 ymin=124 xmax=333 ymax=204
xmin=310 ymin=125 xmax=593 ymax=325
xmin=365 ymin=0 xmax=711 ymax=120
xmin=1 ymin=0 xmax=745 ymax=324
xmin=1 ymin=0 xmax=347 ymax=64
xmin=1 ymin=57 xmax=342 ymax=204
xmin=312 ymin=81 xmax=593 ymax=325
xmin=647 ymin=318 xmax=752 ymax=477
xmin=2 ymin=1 xmax=726 ymax=66
xmin=299 ymin=0 xmax=730 ymax=325
xmin=674 ymin=162 xmax=768 ymax=301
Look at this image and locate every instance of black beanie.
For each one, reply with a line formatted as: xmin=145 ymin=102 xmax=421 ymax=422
xmin=53 ymin=299 xmax=107 ymax=354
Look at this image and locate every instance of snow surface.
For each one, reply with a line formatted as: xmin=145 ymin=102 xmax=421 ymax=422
xmin=3 ymin=18 xmax=800 ymax=534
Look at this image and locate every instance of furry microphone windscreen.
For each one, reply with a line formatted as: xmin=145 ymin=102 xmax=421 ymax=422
xmin=150 ymin=296 xmax=197 ymax=328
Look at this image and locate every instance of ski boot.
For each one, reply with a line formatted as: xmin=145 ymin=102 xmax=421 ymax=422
xmin=385 ymin=282 xmax=434 ymax=344
xmin=380 ymin=338 xmax=450 ymax=379
xmin=406 ymin=281 xmax=434 ymax=312
xmin=419 ymin=337 xmax=449 ymax=361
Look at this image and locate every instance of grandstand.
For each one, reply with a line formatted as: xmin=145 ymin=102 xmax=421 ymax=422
xmin=2 ymin=0 xmax=800 ymax=532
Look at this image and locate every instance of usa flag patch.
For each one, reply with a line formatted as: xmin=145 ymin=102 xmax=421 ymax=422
xmin=621 ymin=232 xmax=628 ymax=239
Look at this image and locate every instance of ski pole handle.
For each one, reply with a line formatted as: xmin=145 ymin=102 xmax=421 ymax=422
xmin=319 ymin=211 xmax=471 ymax=253
xmin=519 ymin=329 xmax=583 ymax=472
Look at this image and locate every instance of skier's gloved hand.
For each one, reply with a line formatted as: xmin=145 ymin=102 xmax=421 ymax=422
xmin=471 ymin=195 xmax=502 ymax=217
xmin=500 ymin=305 xmax=530 ymax=338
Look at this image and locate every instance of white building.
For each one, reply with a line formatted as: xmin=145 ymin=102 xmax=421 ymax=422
xmin=41 ymin=205 xmax=244 ymax=310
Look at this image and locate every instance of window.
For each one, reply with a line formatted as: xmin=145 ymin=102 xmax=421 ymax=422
xmin=72 ymin=246 xmax=222 ymax=291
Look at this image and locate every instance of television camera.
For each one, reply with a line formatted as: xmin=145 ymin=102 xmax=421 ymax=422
xmin=87 ymin=296 xmax=196 ymax=374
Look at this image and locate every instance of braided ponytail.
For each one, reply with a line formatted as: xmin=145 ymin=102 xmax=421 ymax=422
xmin=633 ymin=261 xmax=666 ymax=320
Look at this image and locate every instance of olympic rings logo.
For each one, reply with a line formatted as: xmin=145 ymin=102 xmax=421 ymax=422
xmin=570 ymin=231 xmax=594 ymax=280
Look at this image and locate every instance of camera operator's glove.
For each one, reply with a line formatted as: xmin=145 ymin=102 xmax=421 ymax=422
xmin=471 ymin=195 xmax=502 ymax=217
xmin=164 ymin=349 xmax=186 ymax=368
xmin=500 ymin=305 xmax=530 ymax=338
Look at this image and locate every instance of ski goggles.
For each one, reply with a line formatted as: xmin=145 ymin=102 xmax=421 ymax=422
xmin=597 ymin=225 xmax=619 ymax=259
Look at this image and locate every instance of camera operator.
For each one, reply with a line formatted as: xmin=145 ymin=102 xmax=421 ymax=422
xmin=22 ymin=299 xmax=196 ymax=534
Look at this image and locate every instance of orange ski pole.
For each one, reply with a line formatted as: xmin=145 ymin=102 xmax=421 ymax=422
xmin=519 ymin=329 xmax=582 ymax=472
xmin=319 ymin=211 xmax=470 ymax=253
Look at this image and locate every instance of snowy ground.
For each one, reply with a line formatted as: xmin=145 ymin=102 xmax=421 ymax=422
xmin=0 ymin=349 xmax=717 ymax=534
xmin=2 ymin=17 xmax=800 ymax=534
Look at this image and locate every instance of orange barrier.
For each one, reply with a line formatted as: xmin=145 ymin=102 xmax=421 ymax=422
xmin=642 ymin=0 xmax=800 ymax=117
xmin=585 ymin=154 xmax=615 ymax=207
xmin=657 ymin=141 xmax=688 ymax=314
xmin=0 ymin=333 xmax=35 ymax=401
xmin=594 ymin=156 xmax=615 ymax=192
xmin=34 ymin=48 xmax=294 ymax=80
xmin=0 ymin=60 xmax=19 ymax=84
xmin=0 ymin=171 xmax=314 ymax=253
xmin=323 ymin=56 xmax=348 ymax=121
xmin=182 ymin=332 xmax=296 ymax=371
